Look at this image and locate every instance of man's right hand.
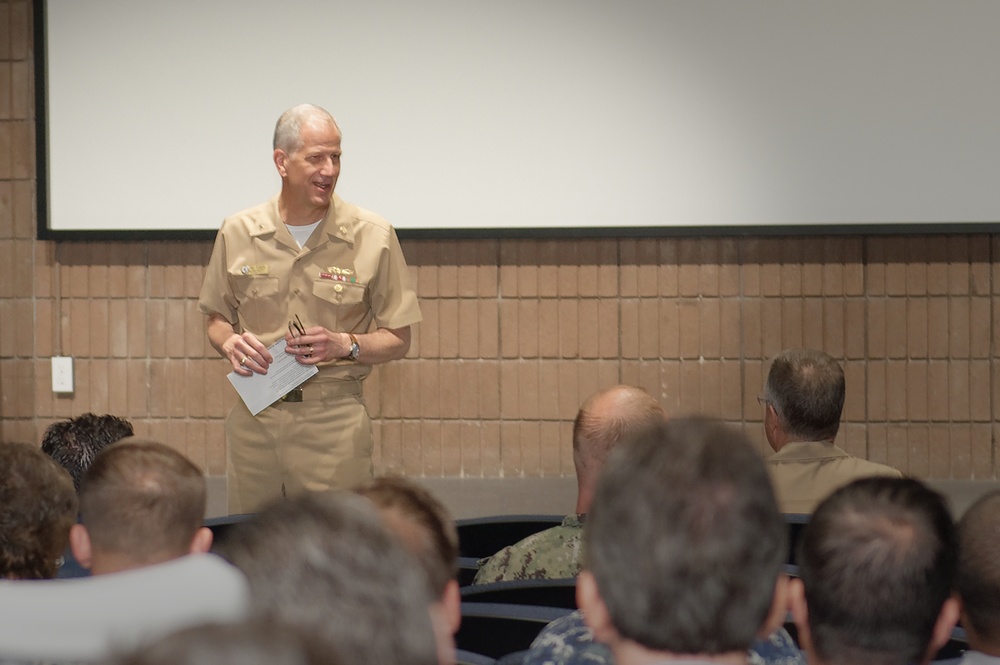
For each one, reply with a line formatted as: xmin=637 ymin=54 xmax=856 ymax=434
xmin=207 ymin=314 xmax=273 ymax=376
xmin=225 ymin=332 xmax=273 ymax=376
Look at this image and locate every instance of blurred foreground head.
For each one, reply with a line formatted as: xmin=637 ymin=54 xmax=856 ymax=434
xmin=217 ymin=491 xmax=439 ymax=665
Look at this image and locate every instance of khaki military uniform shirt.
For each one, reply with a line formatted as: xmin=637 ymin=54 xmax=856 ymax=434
xmin=767 ymin=441 xmax=903 ymax=514
xmin=199 ymin=193 xmax=421 ymax=382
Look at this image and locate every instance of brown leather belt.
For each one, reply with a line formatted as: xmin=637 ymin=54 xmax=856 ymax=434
xmin=280 ymin=381 xmax=362 ymax=403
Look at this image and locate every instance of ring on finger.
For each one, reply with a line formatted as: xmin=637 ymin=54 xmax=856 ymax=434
xmin=239 ymin=355 xmax=249 ymax=366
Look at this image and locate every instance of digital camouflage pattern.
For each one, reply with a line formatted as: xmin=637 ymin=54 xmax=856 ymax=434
xmin=473 ymin=515 xmax=585 ymax=585
xmin=521 ymin=610 xmax=806 ymax=665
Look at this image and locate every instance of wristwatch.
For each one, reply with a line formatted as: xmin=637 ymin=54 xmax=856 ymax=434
xmin=346 ymin=333 xmax=360 ymax=361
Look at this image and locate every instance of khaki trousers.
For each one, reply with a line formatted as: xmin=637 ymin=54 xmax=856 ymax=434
xmin=225 ymin=380 xmax=373 ymax=514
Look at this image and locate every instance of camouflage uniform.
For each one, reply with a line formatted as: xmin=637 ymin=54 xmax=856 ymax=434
xmin=473 ymin=515 xmax=584 ymax=585
xmin=521 ymin=610 xmax=806 ymax=665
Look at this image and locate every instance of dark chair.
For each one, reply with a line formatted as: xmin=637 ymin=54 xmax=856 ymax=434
xmin=784 ymin=513 xmax=809 ymax=566
xmin=205 ymin=513 xmax=255 ymax=552
xmin=458 ymin=556 xmax=482 ymax=587
xmin=460 ymin=578 xmax=577 ymax=610
xmin=495 ymin=651 xmax=528 ymax=665
xmin=455 ymin=649 xmax=497 ymax=665
xmin=456 ymin=514 xmax=565 ymax=559
xmin=456 ymin=602 xmax=572 ymax=660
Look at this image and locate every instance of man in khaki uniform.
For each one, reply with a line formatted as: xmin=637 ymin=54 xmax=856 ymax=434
xmin=199 ymin=104 xmax=421 ymax=513
xmin=762 ymin=348 xmax=901 ymax=514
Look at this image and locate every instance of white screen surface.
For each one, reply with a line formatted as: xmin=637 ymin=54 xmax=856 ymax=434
xmin=39 ymin=0 xmax=1000 ymax=236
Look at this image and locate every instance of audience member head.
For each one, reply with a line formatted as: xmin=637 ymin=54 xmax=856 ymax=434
xmin=355 ymin=476 xmax=461 ymax=664
xmin=70 ymin=439 xmax=211 ymax=575
xmin=41 ymin=412 xmax=134 ymax=491
xmin=571 ymin=384 xmax=666 ymax=514
xmin=957 ymin=489 xmax=1000 ymax=655
xmin=0 ymin=441 xmax=78 ymax=579
xmin=116 ymin=620 xmax=342 ymax=665
xmin=217 ymin=491 xmax=439 ymax=665
xmin=763 ymin=348 xmax=845 ymax=451
xmin=578 ymin=417 xmax=787 ymax=664
xmin=790 ymin=477 xmax=959 ymax=665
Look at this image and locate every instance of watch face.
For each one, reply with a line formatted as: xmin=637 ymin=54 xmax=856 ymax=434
xmin=350 ymin=342 xmax=360 ymax=360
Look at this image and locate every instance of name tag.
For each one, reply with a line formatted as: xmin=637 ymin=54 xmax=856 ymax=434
xmin=240 ymin=264 xmax=269 ymax=276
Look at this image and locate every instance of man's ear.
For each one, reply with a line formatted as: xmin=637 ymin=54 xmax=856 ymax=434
xmin=442 ymin=578 xmax=462 ymax=634
xmin=189 ymin=526 xmax=213 ymax=555
xmin=274 ymin=149 xmax=288 ymax=177
xmin=69 ymin=523 xmax=93 ymax=570
xmin=758 ymin=573 xmax=790 ymax=638
xmin=787 ymin=577 xmax=812 ymax=654
xmin=577 ymin=570 xmax=618 ymax=644
xmin=925 ymin=595 xmax=961 ymax=662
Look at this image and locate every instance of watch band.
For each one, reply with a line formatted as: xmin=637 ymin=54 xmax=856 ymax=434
xmin=347 ymin=333 xmax=360 ymax=361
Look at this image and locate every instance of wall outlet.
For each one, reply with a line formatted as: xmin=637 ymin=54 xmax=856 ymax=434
xmin=52 ymin=356 xmax=74 ymax=393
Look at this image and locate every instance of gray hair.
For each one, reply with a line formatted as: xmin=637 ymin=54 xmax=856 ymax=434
xmin=272 ymin=104 xmax=340 ymax=153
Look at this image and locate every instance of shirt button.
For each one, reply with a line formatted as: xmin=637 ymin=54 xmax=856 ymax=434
xmin=334 ymin=284 xmax=344 ymax=293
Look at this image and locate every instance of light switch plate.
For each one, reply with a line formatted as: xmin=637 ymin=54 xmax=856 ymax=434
xmin=52 ymin=356 xmax=74 ymax=393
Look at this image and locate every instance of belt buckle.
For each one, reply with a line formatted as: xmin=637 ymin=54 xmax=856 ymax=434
xmin=281 ymin=387 xmax=303 ymax=403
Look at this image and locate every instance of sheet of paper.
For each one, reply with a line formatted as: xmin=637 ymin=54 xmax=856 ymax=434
xmin=227 ymin=337 xmax=319 ymax=416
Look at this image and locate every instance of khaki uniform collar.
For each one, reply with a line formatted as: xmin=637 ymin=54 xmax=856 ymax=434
xmin=770 ymin=440 xmax=851 ymax=462
xmin=248 ymin=195 xmax=354 ymax=249
xmin=319 ymin=194 xmax=354 ymax=246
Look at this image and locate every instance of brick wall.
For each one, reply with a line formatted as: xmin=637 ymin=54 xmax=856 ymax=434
xmin=2 ymin=0 xmax=996 ymax=480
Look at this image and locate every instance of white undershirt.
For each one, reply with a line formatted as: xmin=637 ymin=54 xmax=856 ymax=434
xmin=286 ymin=220 xmax=321 ymax=248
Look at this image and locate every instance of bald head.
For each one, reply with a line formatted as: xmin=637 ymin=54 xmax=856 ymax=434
xmin=572 ymin=385 xmax=666 ymax=514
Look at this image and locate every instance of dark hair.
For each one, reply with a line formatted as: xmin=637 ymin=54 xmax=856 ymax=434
xmin=957 ymin=489 xmax=1000 ymax=642
xmin=585 ymin=416 xmax=786 ymax=654
xmin=797 ymin=477 xmax=957 ymax=665
xmin=79 ymin=439 xmax=205 ymax=563
xmin=216 ymin=491 xmax=438 ymax=665
xmin=0 ymin=442 xmax=78 ymax=579
xmin=765 ymin=349 xmax=845 ymax=441
xmin=354 ymin=475 xmax=458 ymax=597
xmin=115 ymin=620 xmax=343 ymax=665
xmin=41 ymin=413 xmax=134 ymax=491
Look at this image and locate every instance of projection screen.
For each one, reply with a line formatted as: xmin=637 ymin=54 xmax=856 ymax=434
xmin=36 ymin=0 xmax=1000 ymax=239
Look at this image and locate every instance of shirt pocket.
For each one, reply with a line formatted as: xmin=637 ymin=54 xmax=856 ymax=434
xmin=313 ymin=279 xmax=368 ymax=330
xmin=232 ymin=276 xmax=282 ymax=332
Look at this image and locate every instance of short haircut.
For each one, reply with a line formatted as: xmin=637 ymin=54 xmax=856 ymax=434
xmin=216 ymin=491 xmax=438 ymax=665
xmin=273 ymin=104 xmax=340 ymax=153
xmin=797 ymin=477 xmax=957 ymax=665
xmin=0 ymin=441 xmax=78 ymax=579
xmin=584 ymin=416 xmax=786 ymax=654
xmin=41 ymin=412 xmax=134 ymax=491
xmin=115 ymin=620 xmax=342 ymax=665
xmin=354 ymin=476 xmax=458 ymax=598
xmin=572 ymin=385 xmax=666 ymax=479
xmin=765 ymin=348 xmax=845 ymax=441
xmin=78 ymin=439 xmax=206 ymax=563
xmin=957 ymin=489 xmax=1000 ymax=642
